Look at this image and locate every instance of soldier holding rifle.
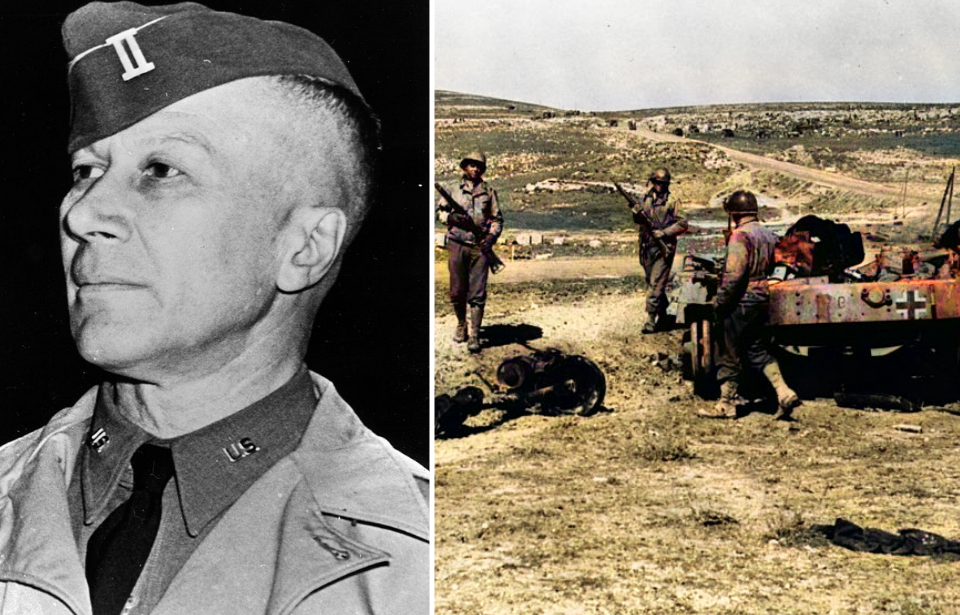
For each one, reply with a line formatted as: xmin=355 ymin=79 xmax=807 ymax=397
xmin=437 ymin=152 xmax=504 ymax=353
xmin=618 ymin=167 xmax=688 ymax=333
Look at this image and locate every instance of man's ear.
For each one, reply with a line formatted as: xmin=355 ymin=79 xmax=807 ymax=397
xmin=277 ymin=207 xmax=348 ymax=293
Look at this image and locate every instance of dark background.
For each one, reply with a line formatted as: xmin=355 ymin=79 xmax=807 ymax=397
xmin=0 ymin=1 xmax=430 ymax=467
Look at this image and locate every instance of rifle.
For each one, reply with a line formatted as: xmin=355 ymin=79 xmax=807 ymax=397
xmin=435 ymin=182 xmax=505 ymax=274
xmin=613 ymin=182 xmax=670 ymax=254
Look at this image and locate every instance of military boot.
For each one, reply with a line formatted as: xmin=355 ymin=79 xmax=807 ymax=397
xmin=467 ymin=304 xmax=484 ymax=353
xmin=762 ymin=361 xmax=801 ymax=420
xmin=697 ymin=380 xmax=738 ymax=419
xmin=452 ymin=303 xmax=467 ymax=343
xmin=641 ymin=312 xmax=657 ymax=334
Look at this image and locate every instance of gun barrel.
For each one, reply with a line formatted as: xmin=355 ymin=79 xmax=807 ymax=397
xmin=614 ymin=182 xmax=670 ymax=253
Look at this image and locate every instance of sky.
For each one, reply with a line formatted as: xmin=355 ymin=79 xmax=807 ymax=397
xmin=433 ymin=0 xmax=960 ymax=111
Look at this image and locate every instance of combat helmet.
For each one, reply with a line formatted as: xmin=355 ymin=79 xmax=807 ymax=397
xmin=723 ymin=190 xmax=759 ymax=214
xmin=649 ymin=167 xmax=671 ymax=184
xmin=460 ymin=151 xmax=487 ymax=174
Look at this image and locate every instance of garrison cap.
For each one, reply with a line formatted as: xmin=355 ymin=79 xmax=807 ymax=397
xmin=63 ymin=2 xmax=364 ymax=153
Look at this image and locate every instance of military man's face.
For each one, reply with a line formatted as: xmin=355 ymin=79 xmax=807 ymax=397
xmin=60 ymin=79 xmax=319 ymax=380
xmin=463 ymin=162 xmax=483 ymax=181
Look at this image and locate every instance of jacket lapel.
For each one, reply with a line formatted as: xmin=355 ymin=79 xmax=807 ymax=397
xmin=291 ymin=375 xmax=430 ymax=541
xmin=0 ymin=391 xmax=97 ymax=615
xmin=265 ymin=482 xmax=393 ymax=615
xmin=155 ymin=375 xmax=427 ymax=615
xmin=152 ymin=456 xmax=386 ymax=615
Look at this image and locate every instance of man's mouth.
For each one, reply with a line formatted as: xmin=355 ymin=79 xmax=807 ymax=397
xmin=71 ymin=257 xmax=144 ymax=290
xmin=72 ymin=271 xmax=148 ymax=295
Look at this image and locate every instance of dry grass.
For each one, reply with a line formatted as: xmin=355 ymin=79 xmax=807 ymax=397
xmin=435 ymin=94 xmax=960 ymax=614
xmin=436 ymin=274 xmax=960 ymax=615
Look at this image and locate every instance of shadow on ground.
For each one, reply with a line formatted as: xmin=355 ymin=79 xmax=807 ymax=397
xmin=479 ymin=323 xmax=543 ymax=349
xmin=435 ymin=401 xmax=614 ymax=440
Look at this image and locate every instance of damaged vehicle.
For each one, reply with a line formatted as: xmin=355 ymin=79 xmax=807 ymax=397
xmin=675 ymin=214 xmax=960 ymax=409
xmin=435 ymin=348 xmax=606 ymax=437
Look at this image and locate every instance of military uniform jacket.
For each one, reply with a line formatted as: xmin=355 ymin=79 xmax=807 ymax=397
xmin=715 ymin=219 xmax=779 ymax=314
xmin=634 ymin=189 xmax=688 ymax=249
xmin=437 ymin=177 xmax=503 ymax=246
xmin=0 ymin=373 xmax=429 ymax=615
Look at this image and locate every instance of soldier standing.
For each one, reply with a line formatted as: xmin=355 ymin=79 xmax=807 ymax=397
xmin=699 ymin=190 xmax=801 ymax=420
xmin=437 ymin=152 xmax=504 ymax=353
xmin=633 ymin=168 xmax=688 ymax=333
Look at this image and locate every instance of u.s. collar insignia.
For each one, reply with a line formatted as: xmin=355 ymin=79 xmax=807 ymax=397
xmin=89 ymin=427 xmax=110 ymax=454
xmin=222 ymin=437 xmax=260 ymax=463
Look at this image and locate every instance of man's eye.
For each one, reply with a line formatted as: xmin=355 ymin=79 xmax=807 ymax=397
xmin=72 ymin=165 xmax=105 ymax=182
xmin=144 ymin=163 xmax=182 ymax=179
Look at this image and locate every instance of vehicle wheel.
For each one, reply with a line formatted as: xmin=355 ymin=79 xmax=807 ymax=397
xmin=690 ymin=318 xmax=716 ymax=398
xmin=537 ymin=356 xmax=606 ymax=416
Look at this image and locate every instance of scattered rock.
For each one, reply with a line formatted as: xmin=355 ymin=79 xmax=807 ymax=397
xmin=894 ymin=423 xmax=922 ymax=433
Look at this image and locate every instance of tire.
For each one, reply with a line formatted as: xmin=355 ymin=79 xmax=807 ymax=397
xmin=536 ymin=356 xmax=607 ymax=416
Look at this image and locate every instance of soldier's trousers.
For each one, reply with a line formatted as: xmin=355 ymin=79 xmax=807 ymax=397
xmin=448 ymin=241 xmax=489 ymax=308
xmin=640 ymin=242 xmax=675 ymax=316
xmin=715 ymin=296 xmax=774 ymax=384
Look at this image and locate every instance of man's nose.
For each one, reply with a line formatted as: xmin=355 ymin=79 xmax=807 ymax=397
xmin=61 ymin=178 xmax=132 ymax=244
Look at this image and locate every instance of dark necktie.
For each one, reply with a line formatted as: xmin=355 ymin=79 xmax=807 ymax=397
xmin=85 ymin=443 xmax=175 ymax=615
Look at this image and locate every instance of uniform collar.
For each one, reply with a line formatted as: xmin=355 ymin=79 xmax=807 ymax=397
xmin=145 ymin=374 xmax=429 ymax=615
xmin=647 ymin=187 xmax=670 ymax=201
xmin=0 ymin=373 xmax=428 ymax=615
xmin=459 ymin=175 xmax=485 ymax=191
xmin=82 ymin=366 xmax=318 ymax=536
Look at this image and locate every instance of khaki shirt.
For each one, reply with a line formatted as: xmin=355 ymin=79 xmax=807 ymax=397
xmin=0 ymin=373 xmax=429 ymax=615
xmin=69 ymin=368 xmax=318 ymax=614
xmin=437 ymin=177 xmax=503 ymax=245
xmin=633 ymin=188 xmax=688 ymax=247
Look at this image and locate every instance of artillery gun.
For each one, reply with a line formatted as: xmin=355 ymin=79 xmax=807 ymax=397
xmin=435 ymin=348 xmax=606 ymax=438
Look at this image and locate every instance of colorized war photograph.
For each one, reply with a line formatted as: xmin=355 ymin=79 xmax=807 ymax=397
xmin=434 ymin=0 xmax=960 ymax=613
xmin=0 ymin=1 xmax=429 ymax=613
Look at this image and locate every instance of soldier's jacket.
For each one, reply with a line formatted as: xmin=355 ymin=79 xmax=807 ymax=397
xmin=0 ymin=373 xmax=429 ymax=615
xmin=633 ymin=189 xmax=688 ymax=248
xmin=715 ymin=219 xmax=779 ymax=314
xmin=437 ymin=177 xmax=503 ymax=246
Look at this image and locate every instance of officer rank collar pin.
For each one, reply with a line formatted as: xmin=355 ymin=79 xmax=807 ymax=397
xmin=62 ymin=1 xmax=366 ymax=154
xmin=89 ymin=426 xmax=110 ymax=454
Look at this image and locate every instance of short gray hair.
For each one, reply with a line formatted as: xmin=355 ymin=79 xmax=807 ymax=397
xmin=271 ymin=74 xmax=382 ymax=244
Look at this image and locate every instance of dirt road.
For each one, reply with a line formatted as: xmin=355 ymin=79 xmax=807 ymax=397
xmin=634 ymin=125 xmax=926 ymax=203
xmin=435 ymin=255 xmax=639 ymax=286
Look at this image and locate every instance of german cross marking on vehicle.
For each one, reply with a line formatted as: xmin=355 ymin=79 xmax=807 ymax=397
xmin=105 ymin=28 xmax=155 ymax=81
xmin=894 ymin=290 xmax=927 ymax=320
